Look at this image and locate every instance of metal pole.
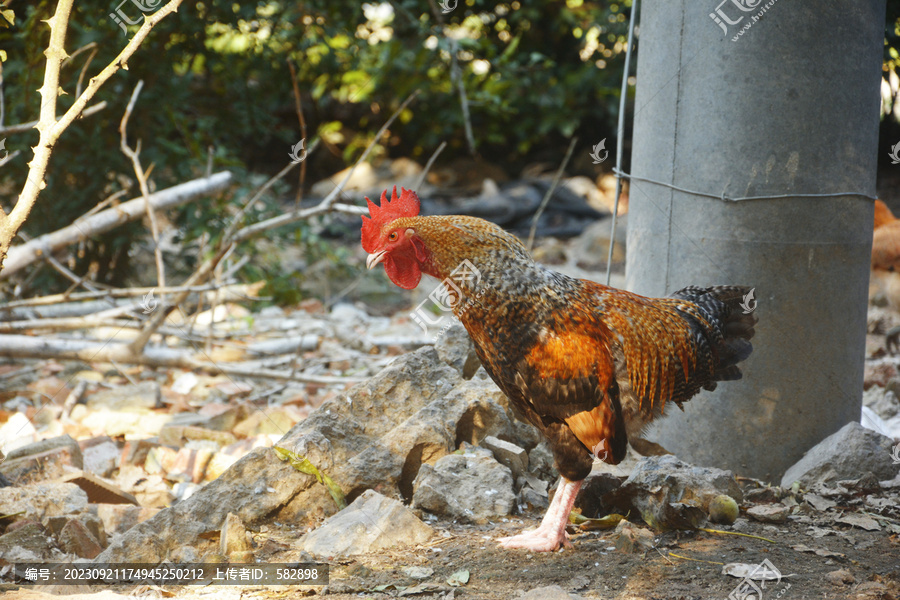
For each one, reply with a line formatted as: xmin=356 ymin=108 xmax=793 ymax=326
xmin=626 ymin=0 xmax=885 ymax=482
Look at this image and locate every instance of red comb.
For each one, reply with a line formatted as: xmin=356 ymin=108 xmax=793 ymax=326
xmin=361 ymin=186 xmax=420 ymax=252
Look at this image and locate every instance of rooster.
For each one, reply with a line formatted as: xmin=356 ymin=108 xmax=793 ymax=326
xmin=871 ymin=200 xmax=900 ymax=309
xmin=362 ymin=187 xmax=756 ymax=552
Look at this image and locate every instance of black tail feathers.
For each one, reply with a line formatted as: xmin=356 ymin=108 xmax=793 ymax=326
xmin=670 ymin=285 xmax=757 ymax=383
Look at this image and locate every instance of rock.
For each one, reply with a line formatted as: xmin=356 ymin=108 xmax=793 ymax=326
xmin=744 ymin=487 xmax=784 ymax=504
xmin=277 ymin=347 xmax=514 ymax=519
xmin=204 ymin=434 xmax=279 ymax=482
xmin=158 ymin=424 xmax=237 ymax=448
xmin=612 ymin=519 xmax=657 ymax=553
xmin=576 ymin=471 xmax=624 ymax=518
xmin=0 ymin=483 xmax=88 ymax=521
xmin=520 ymin=584 xmax=584 ymax=600
xmin=0 ymin=521 xmax=54 ymax=560
xmin=82 ymin=439 xmax=120 ymax=478
xmin=862 ymin=386 xmax=900 ymax=420
xmin=746 ymin=504 xmax=789 ymax=524
xmin=781 ymin=422 xmax=898 ymax=488
xmin=220 ymin=512 xmax=253 ymax=562
xmin=58 ymin=518 xmax=103 ymax=558
xmin=166 ymin=403 xmax=242 ymax=431
xmin=0 ymin=434 xmax=84 ymax=484
xmin=95 ymin=447 xmax=321 ymax=562
xmin=412 ymin=450 xmax=515 ymax=522
xmin=96 ymin=347 xmax=517 ymax=563
xmin=232 ymin=406 xmax=304 ymax=438
xmin=825 ymin=568 xmax=855 ymax=585
xmin=44 ymin=514 xmax=106 ymax=547
xmin=167 ymin=447 xmax=215 ymax=483
xmin=76 ymin=406 xmax=169 ymax=439
xmin=402 ymin=566 xmax=434 ymax=579
xmin=96 ymin=504 xmax=161 ymax=537
xmin=528 ymin=441 xmax=559 ymax=483
xmin=481 ymin=436 xmax=528 ymax=480
xmin=0 ymin=412 xmax=37 ymax=455
xmin=299 ymin=490 xmax=433 ymax=557
xmin=433 ymin=323 xmax=481 ymax=379
xmin=87 ymin=381 xmax=161 ymax=410
xmin=603 ymin=455 xmax=743 ymax=530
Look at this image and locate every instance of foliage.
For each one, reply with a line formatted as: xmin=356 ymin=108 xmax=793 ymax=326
xmin=0 ymin=1 xmax=898 ymax=294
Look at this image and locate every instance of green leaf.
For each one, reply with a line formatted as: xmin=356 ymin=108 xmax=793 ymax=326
xmin=274 ymin=446 xmax=347 ymax=510
xmin=0 ymin=9 xmax=14 ymax=27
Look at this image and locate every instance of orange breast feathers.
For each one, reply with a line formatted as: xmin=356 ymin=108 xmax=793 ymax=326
xmin=523 ymin=328 xmax=619 ymax=457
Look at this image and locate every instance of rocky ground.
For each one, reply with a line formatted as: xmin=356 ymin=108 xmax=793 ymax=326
xmin=1 ymin=226 xmax=899 ymax=599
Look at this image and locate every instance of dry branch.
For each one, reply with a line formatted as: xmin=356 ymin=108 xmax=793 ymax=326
xmin=0 ymin=334 xmax=358 ymax=384
xmin=0 ymin=0 xmax=184 ymax=271
xmin=1 ymin=171 xmax=232 ymax=278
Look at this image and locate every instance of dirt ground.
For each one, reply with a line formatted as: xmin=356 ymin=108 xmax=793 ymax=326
xmin=253 ymin=513 xmax=899 ymax=600
xmin=7 ymin=492 xmax=900 ymax=600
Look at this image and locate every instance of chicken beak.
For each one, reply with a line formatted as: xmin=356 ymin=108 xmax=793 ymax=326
xmin=366 ymin=250 xmax=387 ymax=270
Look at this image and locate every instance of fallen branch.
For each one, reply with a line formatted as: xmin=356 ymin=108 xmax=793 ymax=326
xmin=1 ymin=171 xmax=232 ymax=278
xmin=0 ymin=282 xmax=252 ymax=312
xmin=0 ymin=334 xmax=360 ymax=385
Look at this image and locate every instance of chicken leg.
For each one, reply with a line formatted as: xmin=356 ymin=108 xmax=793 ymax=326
xmin=498 ymin=478 xmax=582 ymax=552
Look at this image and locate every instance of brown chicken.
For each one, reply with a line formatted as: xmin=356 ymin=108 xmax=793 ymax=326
xmin=362 ymin=187 xmax=757 ymax=552
xmin=870 ymin=200 xmax=900 ymax=311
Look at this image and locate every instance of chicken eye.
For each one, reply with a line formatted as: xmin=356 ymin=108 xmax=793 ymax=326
xmin=388 ymin=231 xmax=399 ymax=241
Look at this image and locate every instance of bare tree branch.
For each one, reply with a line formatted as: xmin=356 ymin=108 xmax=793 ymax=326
xmin=119 ymin=79 xmax=166 ymax=290
xmin=0 ymin=0 xmax=184 ymax=272
xmin=1 ymin=172 xmax=232 ymax=278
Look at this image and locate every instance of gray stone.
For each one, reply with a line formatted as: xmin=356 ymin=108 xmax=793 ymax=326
xmin=6 ymin=434 xmax=83 ymax=466
xmin=87 ymin=381 xmax=161 ymax=410
xmin=481 ymin=435 xmax=528 ymax=480
xmin=95 ymin=447 xmax=311 ymax=562
xmin=433 ymin=323 xmax=481 ymax=379
xmin=412 ymin=451 xmax=515 ymax=522
xmin=528 ymin=441 xmax=558 ymax=483
xmin=746 ymin=504 xmax=789 ymax=524
xmin=603 ymin=455 xmax=743 ymax=530
xmin=96 ymin=504 xmax=160 ymax=536
xmin=863 ymin=387 xmax=900 ymax=421
xmin=82 ymin=440 xmax=120 ymax=478
xmin=781 ymin=422 xmax=898 ymax=488
xmin=1 ymin=434 xmax=84 ymax=485
xmin=298 ymin=490 xmax=433 ymax=557
xmin=0 ymin=483 xmax=88 ymax=520
xmin=95 ymin=347 xmax=517 ymax=563
xmin=0 ymin=521 xmax=54 ymax=560
xmin=519 ymin=585 xmax=584 ymax=600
